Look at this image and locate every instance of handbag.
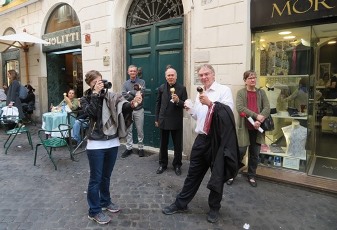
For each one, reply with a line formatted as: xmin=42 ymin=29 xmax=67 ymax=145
xmin=261 ymin=115 xmax=274 ymax=131
xmin=259 ymin=90 xmax=275 ymax=131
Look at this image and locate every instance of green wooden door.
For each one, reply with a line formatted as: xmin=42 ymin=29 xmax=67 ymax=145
xmin=46 ymin=53 xmax=68 ymax=107
xmin=126 ymin=18 xmax=184 ymax=148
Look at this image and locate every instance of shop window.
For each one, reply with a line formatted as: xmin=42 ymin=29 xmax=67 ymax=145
xmin=252 ymin=27 xmax=313 ymax=172
xmin=45 ymin=4 xmax=79 ymax=33
xmin=253 ymin=27 xmax=312 ymax=77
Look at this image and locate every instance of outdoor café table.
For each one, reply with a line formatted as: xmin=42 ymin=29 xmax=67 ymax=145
xmin=42 ymin=112 xmax=72 ymax=137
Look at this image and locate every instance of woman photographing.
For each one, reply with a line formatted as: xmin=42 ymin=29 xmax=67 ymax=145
xmin=80 ymin=70 xmax=142 ymax=225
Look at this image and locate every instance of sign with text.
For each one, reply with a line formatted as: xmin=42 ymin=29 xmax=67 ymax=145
xmin=42 ymin=26 xmax=81 ymax=52
xmin=251 ymin=0 xmax=337 ymax=30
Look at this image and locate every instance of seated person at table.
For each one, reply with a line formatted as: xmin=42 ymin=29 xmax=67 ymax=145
xmin=21 ymin=84 xmax=36 ymax=120
xmin=0 ymin=87 xmax=6 ymax=108
xmin=71 ymin=100 xmax=89 ymax=146
xmin=1 ymin=102 xmax=19 ymax=129
xmin=58 ymin=89 xmax=79 ymax=112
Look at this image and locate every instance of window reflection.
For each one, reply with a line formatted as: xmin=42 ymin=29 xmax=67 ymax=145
xmin=45 ymin=4 xmax=79 ymax=33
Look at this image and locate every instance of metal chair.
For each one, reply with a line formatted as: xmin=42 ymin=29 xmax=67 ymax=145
xmin=67 ymin=111 xmax=89 ymax=156
xmin=34 ymin=124 xmax=74 ymax=170
xmin=71 ymin=118 xmax=89 ymax=156
xmin=1 ymin=115 xmax=33 ymax=155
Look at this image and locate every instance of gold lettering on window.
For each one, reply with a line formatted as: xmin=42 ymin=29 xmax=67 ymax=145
xmin=271 ymin=0 xmax=335 ymax=17
xmin=272 ymin=1 xmax=291 ymax=17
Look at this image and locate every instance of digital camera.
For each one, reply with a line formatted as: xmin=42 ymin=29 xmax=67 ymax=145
xmin=102 ymin=80 xmax=112 ymax=89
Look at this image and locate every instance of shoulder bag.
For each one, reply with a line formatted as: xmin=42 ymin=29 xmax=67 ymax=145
xmin=259 ymin=90 xmax=274 ymax=131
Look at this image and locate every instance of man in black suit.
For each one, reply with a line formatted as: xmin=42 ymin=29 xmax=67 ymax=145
xmin=155 ymin=67 xmax=187 ymax=176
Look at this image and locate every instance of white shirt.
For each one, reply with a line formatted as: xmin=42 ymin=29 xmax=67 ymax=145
xmin=191 ymin=81 xmax=233 ymax=134
xmin=86 ymin=138 xmax=120 ymax=150
xmin=261 ymin=86 xmax=281 ymax=109
xmin=1 ymin=106 xmax=19 ymax=117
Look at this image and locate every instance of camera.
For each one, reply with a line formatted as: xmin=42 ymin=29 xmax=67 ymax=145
xmin=102 ymin=80 xmax=112 ymax=89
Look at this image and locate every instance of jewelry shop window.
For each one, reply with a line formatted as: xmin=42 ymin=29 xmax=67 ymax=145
xmin=252 ymin=27 xmax=313 ymax=172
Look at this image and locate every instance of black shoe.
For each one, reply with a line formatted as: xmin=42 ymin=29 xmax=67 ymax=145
xmin=156 ymin=166 xmax=167 ymax=174
xmin=207 ymin=209 xmax=219 ymax=223
xmin=162 ymin=203 xmax=187 ymax=215
xmin=121 ymin=149 xmax=132 ymax=158
xmin=226 ymin=178 xmax=234 ymax=185
xmin=138 ymin=149 xmax=145 ymax=157
xmin=248 ymin=177 xmax=257 ymax=187
xmin=175 ymin=166 xmax=181 ymax=176
xmin=71 ymin=138 xmax=78 ymax=147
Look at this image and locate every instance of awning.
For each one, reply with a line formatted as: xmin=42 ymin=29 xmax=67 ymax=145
xmin=0 ymin=31 xmax=50 ymax=83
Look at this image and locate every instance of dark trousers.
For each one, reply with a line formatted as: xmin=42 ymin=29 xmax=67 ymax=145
xmin=239 ymin=130 xmax=260 ymax=178
xmin=175 ymin=134 xmax=223 ymax=211
xmin=159 ymin=128 xmax=183 ymax=168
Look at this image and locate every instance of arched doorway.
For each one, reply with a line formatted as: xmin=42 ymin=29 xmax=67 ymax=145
xmin=126 ymin=0 xmax=184 ymax=148
xmin=42 ymin=4 xmax=82 ymax=107
xmin=1 ymin=27 xmax=20 ymax=86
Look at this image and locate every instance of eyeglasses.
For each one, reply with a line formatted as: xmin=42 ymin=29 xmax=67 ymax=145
xmin=198 ymin=72 xmax=212 ymax=77
xmin=246 ymin=77 xmax=257 ymax=80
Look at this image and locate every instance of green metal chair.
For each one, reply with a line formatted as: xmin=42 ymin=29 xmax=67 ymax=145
xmin=1 ymin=116 xmax=33 ymax=155
xmin=34 ymin=124 xmax=74 ymax=170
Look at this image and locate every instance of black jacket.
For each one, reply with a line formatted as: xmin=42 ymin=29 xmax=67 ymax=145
xmin=155 ymin=82 xmax=187 ymax=130
xmin=207 ymin=102 xmax=243 ymax=194
xmin=81 ymin=89 xmax=133 ymax=140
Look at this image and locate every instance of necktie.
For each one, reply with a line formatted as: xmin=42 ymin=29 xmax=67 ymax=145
xmin=268 ymin=88 xmax=274 ymax=91
xmin=203 ymin=103 xmax=215 ymax=135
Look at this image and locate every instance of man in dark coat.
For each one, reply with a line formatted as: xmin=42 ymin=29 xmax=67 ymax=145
xmin=155 ymin=67 xmax=187 ymax=176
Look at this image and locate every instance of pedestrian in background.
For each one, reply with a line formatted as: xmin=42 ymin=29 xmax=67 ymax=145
xmin=81 ymin=70 xmax=142 ymax=225
xmin=231 ymin=70 xmax=270 ymax=187
xmin=121 ymin=65 xmax=146 ymax=157
xmin=155 ymin=66 xmax=187 ymax=176
xmin=0 ymin=87 xmax=7 ymax=109
xmin=20 ymin=84 xmax=36 ymax=121
xmin=6 ymin=70 xmax=23 ymax=118
xmin=162 ymin=64 xmax=240 ymax=223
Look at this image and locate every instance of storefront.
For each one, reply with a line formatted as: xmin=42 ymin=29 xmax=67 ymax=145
xmin=42 ymin=4 xmax=82 ymax=108
xmin=251 ymin=0 xmax=337 ymax=190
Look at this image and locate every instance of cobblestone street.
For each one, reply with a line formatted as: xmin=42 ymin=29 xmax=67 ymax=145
xmin=0 ymin=124 xmax=336 ymax=230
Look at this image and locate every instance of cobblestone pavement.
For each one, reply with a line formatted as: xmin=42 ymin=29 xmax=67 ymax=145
xmin=0 ymin=123 xmax=336 ymax=230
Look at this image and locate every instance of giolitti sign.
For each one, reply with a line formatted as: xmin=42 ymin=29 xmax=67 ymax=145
xmin=42 ymin=26 xmax=81 ymax=52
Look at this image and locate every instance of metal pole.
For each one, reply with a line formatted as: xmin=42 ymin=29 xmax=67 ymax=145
xmin=23 ymin=44 xmax=30 ymax=84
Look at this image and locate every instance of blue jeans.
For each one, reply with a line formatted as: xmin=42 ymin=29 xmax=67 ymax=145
xmin=72 ymin=119 xmax=88 ymax=143
xmin=87 ymin=147 xmax=118 ymax=216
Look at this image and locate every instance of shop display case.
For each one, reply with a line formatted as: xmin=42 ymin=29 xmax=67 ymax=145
xmin=258 ymin=75 xmax=309 ymax=171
